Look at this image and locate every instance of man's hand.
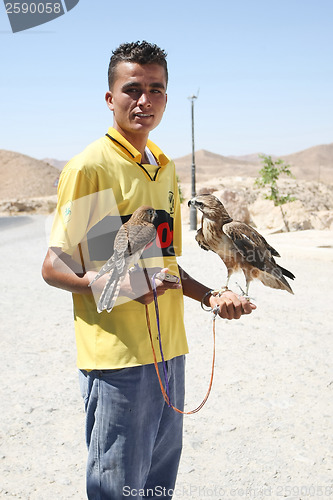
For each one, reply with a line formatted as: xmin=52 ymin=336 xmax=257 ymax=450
xmin=209 ymin=290 xmax=256 ymax=320
xmin=119 ymin=267 xmax=181 ymax=305
xmin=178 ymin=265 xmax=256 ymax=320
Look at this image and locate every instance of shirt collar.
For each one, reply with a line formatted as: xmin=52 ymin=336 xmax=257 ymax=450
xmin=106 ymin=127 xmax=170 ymax=166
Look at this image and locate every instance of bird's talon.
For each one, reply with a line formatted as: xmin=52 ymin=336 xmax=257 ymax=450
xmin=128 ymin=263 xmax=141 ymax=275
xmin=235 ymin=282 xmax=247 ymax=296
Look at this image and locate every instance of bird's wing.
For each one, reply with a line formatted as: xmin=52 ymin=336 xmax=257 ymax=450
xmin=97 ymin=224 xmax=156 ymax=312
xmin=223 ymin=221 xmax=295 ymax=293
xmin=253 ymin=266 xmax=294 ymax=293
xmin=222 ymin=221 xmax=278 ymax=270
xmin=124 ymin=223 xmax=156 ymax=256
xmin=111 ymin=225 xmax=132 ymax=274
xmin=88 ymin=225 xmax=130 ymax=287
xmin=112 ymin=223 xmax=155 ymax=274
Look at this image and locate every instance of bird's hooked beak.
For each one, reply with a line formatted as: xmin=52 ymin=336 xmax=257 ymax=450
xmin=150 ymin=209 xmax=158 ymax=223
xmin=188 ymin=197 xmax=204 ymax=213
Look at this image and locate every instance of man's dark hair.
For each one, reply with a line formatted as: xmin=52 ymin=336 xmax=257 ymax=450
xmin=108 ymin=41 xmax=168 ymax=89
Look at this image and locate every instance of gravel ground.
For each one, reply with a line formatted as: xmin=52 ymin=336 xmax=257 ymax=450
xmin=1 ymin=215 xmax=332 ymax=499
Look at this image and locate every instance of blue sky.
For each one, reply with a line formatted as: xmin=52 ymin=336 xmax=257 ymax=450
xmin=0 ymin=0 xmax=332 ymax=161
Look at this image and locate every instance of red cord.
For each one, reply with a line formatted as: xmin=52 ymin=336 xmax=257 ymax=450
xmin=145 ymin=304 xmax=216 ymax=415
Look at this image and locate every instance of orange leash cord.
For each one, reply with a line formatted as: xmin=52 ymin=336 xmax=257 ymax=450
xmin=145 ymin=304 xmax=216 ymax=415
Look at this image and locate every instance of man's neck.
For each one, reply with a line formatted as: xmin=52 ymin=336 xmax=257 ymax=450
xmin=112 ymin=124 xmax=148 ymax=160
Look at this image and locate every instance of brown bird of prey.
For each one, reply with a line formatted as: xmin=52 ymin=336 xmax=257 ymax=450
xmin=189 ymin=194 xmax=295 ymax=296
xmin=89 ymin=206 xmax=157 ymax=312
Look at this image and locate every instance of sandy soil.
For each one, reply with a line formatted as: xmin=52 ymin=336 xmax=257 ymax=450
xmin=1 ymin=215 xmax=332 ymax=499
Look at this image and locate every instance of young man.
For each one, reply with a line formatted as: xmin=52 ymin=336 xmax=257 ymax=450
xmin=42 ymin=41 xmax=255 ymax=499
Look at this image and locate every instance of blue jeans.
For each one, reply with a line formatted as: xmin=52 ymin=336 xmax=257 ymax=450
xmin=79 ymin=356 xmax=185 ymax=500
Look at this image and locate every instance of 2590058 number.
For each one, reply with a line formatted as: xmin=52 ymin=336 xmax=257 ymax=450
xmin=5 ymin=2 xmax=62 ymax=14
xmin=276 ymin=485 xmax=333 ymax=497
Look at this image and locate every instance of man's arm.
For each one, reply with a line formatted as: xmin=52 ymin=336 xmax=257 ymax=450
xmin=42 ymin=248 xmax=93 ymax=294
xmin=179 ymin=266 xmax=256 ymax=320
xmin=42 ymin=247 xmax=180 ymax=302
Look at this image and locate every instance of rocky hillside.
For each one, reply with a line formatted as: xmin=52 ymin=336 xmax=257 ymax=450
xmin=176 ymin=143 xmax=333 ymax=232
xmin=181 ymin=176 xmax=333 ymax=232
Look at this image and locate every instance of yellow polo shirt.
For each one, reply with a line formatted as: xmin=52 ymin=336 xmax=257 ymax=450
xmin=49 ymin=128 xmax=188 ymax=369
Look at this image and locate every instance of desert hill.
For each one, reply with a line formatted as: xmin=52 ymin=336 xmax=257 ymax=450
xmin=174 ymin=149 xmax=257 ymax=183
xmin=0 ymin=150 xmax=59 ymax=214
xmin=0 ymin=150 xmax=59 ymax=200
xmin=174 ymin=143 xmax=333 ymax=184
xmin=0 ymin=144 xmax=332 ymax=230
xmin=281 ymin=143 xmax=333 ymax=183
xmin=42 ymin=157 xmax=67 ymax=170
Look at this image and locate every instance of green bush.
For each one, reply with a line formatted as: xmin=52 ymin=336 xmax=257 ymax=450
xmin=255 ymin=154 xmax=296 ymax=232
xmin=255 ymin=154 xmax=296 ymax=206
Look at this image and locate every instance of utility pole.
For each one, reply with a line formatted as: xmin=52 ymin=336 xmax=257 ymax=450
xmin=188 ymin=93 xmax=198 ymax=230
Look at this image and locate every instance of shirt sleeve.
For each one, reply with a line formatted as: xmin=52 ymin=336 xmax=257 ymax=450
xmin=49 ymin=164 xmax=99 ymax=256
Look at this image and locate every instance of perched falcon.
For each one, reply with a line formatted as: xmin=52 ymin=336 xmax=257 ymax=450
xmin=189 ymin=194 xmax=295 ymax=296
xmin=89 ymin=206 xmax=157 ymax=312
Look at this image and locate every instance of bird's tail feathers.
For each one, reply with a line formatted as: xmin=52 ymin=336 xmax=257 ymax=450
xmin=97 ymin=271 xmax=121 ymax=313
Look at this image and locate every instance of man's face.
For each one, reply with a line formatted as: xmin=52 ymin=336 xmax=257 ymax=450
xmin=106 ymin=61 xmax=167 ymax=144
